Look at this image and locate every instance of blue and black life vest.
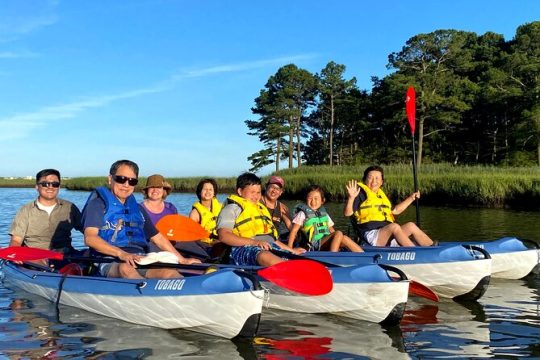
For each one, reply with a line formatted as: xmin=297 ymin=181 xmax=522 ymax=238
xmin=85 ymin=186 xmax=147 ymax=249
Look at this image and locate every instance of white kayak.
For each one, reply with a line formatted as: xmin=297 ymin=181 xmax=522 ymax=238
xmin=305 ymin=244 xmax=492 ymax=301
xmin=445 ymin=237 xmax=540 ymax=279
xmin=0 ymin=260 xmax=264 ymax=339
xmin=262 ymin=263 xmax=409 ymax=325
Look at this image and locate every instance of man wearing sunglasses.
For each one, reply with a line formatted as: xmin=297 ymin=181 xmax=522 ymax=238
xmin=82 ymin=159 xmax=200 ymax=279
xmin=9 ymin=168 xmax=83 ymax=266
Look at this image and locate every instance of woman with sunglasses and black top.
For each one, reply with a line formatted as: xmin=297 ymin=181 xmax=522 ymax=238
xmin=9 ymin=168 xmax=83 ymax=267
xmin=82 ymin=159 xmax=200 ymax=279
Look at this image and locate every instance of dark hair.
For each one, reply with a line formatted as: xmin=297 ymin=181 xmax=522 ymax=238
xmin=109 ymin=160 xmax=139 ymax=177
xmin=362 ymin=165 xmax=384 ymax=183
xmin=35 ymin=169 xmax=61 ymax=183
xmin=305 ymin=184 xmax=326 ymax=203
xmin=236 ymin=172 xmax=261 ymax=190
xmin=196 ymin=178 xmax=218 ymax=201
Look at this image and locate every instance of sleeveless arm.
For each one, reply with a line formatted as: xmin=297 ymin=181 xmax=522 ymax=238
xmin=189 ymin=208 xmax=201 ymax=223
xmin=392 ymin=192 xmax=419 ymax=215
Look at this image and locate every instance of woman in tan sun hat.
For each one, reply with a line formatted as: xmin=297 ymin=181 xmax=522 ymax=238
xmin=140 ymin=174 xmax=178 ymax=225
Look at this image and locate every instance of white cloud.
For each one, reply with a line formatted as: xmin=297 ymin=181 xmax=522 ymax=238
xmin=0 ymin=50 xmax=38 ymax=59
xmin=0 ymin=0 xmax=59 ymax=42
xmin=177 ymin=54 xmax=318 ymax=79
xmin=0 ymin=84 xmax=169 ymax=141
xmin=0 ymin=54 xmax=317 ymax=141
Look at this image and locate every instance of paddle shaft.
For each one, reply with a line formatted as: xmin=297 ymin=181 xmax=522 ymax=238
xmin=411 ymin=134 xmax=421 ymax=227
xmin=0 ymin=246 xmax=333 ymax=296
xmin=38 ymin=254 xmax=272 ymax=273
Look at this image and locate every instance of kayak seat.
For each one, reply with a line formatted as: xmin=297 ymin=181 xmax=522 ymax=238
xmin=210 ymin=242 xmax=232 ymax=264
xmin=59 ymin=263 xmax=83 ymax=276
xmin=348 ymin=217 xmax=365 ymax=246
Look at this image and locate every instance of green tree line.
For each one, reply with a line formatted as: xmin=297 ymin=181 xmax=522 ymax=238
xmin=246 ymin=21 xmax=540 ymax=171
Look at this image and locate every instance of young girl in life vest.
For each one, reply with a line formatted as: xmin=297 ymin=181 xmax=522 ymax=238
xmin=287 ymin=185 xmax=363 ymax=252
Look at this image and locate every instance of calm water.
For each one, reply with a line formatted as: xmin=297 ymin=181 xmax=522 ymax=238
xmin=0 ymin=188 xmax=538 ymax=359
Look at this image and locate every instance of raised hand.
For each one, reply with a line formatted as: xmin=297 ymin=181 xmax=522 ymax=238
xmin=346 ymin=180 xmax=361 ymax=198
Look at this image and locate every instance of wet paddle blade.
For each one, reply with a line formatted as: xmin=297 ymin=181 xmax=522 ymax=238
xmin=156 ymin=214 xmax=210 ymax=241
xmin=409 ymin=280 xmax=439 ymax=302
xmin=257 ymin=260 xmax=333 ymax=296
xmin=0 ymin=246 xmax=65 ymax=261
xmin=405 ymin=86 xmax=416 ymax=135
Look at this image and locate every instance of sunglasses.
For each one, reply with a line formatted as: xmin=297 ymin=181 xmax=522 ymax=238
xmin=38 ymin=181 xmax=61 ymax=188
xmin=112 ymin=175 xmax=138 ymax=186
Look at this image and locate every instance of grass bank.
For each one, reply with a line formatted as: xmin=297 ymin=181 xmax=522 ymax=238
xmin=4 ymin=164 xmax=538 ymax=209
xmin=274 ymin=164 xmax=540 ymax=209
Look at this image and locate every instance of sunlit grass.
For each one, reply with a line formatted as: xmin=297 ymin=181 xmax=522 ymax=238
xmin=6 ymin=163 xmax=537 ymax=208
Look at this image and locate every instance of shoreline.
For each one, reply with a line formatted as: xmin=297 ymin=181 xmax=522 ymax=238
xmin=2 ymin=164 xmax=538 ymax=210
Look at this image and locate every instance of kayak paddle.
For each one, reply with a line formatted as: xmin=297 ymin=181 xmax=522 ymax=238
xmin=156 ymin=214 xmax=439 ymax=302
xmin=156 ymin=214 xmax=210 ymax=241
xmin=0 ymin=246 xmax=333 ymax=296
xmin=406 ymin=86 xmax=421 ymax=226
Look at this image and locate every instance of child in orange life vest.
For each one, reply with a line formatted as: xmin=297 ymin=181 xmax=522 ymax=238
xmin=287 ymin=185 xmax=363 ymax=252
xmin=344 ymin=165 xmax=433 ymax=247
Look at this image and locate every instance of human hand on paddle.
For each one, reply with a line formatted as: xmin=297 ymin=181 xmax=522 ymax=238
xmin=409 ymin=191 xmax=421 ymax=201
xmin=178 ymin=257 xmax=201 ymax=265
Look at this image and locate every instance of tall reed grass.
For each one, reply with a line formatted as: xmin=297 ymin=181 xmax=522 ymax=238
xmin=17 ymin=163 xmax=539 ymax=209
xmin=274 ymin=164 xmax=540 ymax=208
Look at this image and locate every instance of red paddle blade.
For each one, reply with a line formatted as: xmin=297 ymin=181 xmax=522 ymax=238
xmin=409 ymin=280 xmax=439 ymax=302
xmin=406 ymin=86 xmax=416 ymax=135
xmin=156 ymin=214 xmax=210 ymax=241
xmin=257 ymin=260 xmax=333 ymax=296
xmin=0 ymin=246 xmax=64 ymax=261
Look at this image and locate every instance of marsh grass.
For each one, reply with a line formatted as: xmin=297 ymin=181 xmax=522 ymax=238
xmin=275 ymin=164 xmax=540 ymax=208
xmin=0 ymin=178 xmax=35 ymax=188
xmin=11 ymin=164 xmax=538 ymax=209
xmin=64 ymin=176 xmax=238 ymax=194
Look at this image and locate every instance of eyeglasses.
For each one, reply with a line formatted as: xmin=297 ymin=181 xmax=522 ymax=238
xmin=112 ymin=175 xmax=138 ymax=186
xmin=38 ymin=181 xmax=61 ymax=188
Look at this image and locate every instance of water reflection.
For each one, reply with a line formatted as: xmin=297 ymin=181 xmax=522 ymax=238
xmin=400 ymin=277 xmax=540 ymax=359
xmin=0 ymin=289 xmax=95 ymax=359
xmin=254 ymin=309 xmax=409 ymax=360
xmin=480 ymin=278 xmax=540 ymax=358
xmin=400 ymin=299 xmax=491 ymax=358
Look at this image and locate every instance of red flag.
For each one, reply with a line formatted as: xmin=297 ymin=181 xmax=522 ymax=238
xmin=406 ymin=86 xmax=416 ymax=135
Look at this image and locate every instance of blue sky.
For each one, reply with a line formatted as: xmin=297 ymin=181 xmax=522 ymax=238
xmin=1 ymin=0 xmax=538 ymax=178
